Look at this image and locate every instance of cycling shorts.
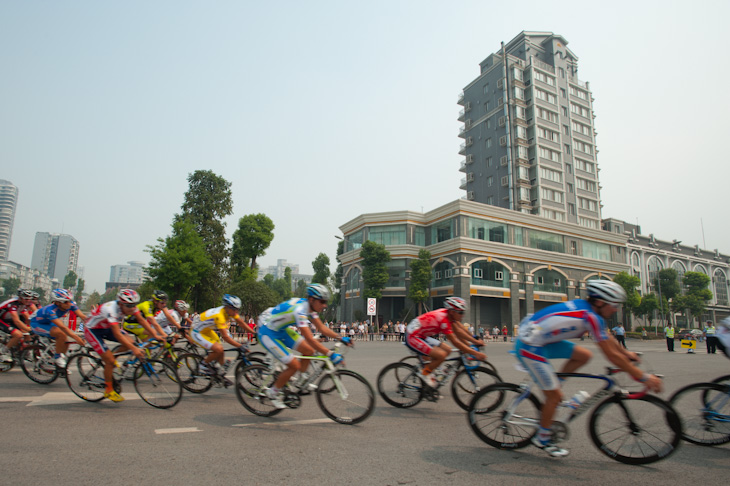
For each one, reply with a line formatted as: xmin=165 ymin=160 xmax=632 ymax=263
xmin=30 ymin=321 xmax=56 ymax=338
xmin=84 ymin=328 xmax=126 ymax=355
xmin=0 ymin=320 xmax=21 ymax=335
xmin=122 ymin=322 xmax=151 ymax=341
xmin=189 ymin=328 xmax=220 ymax=350
xmin=257 ymin=325 xmax=305 ymax=365
xmin=514 ymin=339 xmax=575 ymax=391
xmin=405 ymin=332 xmax=442 ymax=356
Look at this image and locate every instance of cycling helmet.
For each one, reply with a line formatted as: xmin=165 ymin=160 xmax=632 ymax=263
xmin=174 ymin=300 xmax=189 ymax=312
xmin=444 ymin=296 xmax=467 ymax=312
xmin=52 ymin=289 xmax=74 ymax=304
xmin=222 ymin=294 xmax=242 ymax=310
xmin=307 ymin=284 xmax=330 ymax=301
xmin=586 ymin=280 xmax=627 ymax=305
xmin=117 ymin=289 xmax=141 ymax=305
xmin=18 ymin=288 xmax=33 ymax=299
xmin=30 ymin=291 xmax=40 ymax=300
xmin=152 ymin=290 xmax=168 ymax=302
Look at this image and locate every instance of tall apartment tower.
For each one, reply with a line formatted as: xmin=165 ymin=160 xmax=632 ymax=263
xmin=30 ymin=232 xmax=80 ymax=280
xmin=0 ymin=180 xmax=19 ymax=261
xmin=459 ymin=31 xmax=602 ymax=229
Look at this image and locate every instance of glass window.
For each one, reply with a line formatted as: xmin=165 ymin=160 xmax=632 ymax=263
xmin=368 ymin=224 xmax=406 ymax=246
xmin=471 ymin=261 xmax=508 ymax=288
xmin=467 ymin=217 xmax=506 ymax=243
xmin=430 ymin=218 xmax=455 ymax=244
xmin=514 ymin=227 xmax=524 ymax=246
xmin=346 ymin=267 xmax=360 ymax=290
xmin=581 ymin=240 xmax=611 ymax=261
xmin=432 ymin=261 xmax=454 ymax=287
xmin=347 ymin=231 xmax=363 ymax=250
xmin=385 ymin=259 xmax=407 ymax=288
xmin=528 ymin=229 xmax=564 ymax=253
xmin=414 ymin=226 xmax=425 ymax=246
xmin=534 ymin=269 xmax=566 ymax=293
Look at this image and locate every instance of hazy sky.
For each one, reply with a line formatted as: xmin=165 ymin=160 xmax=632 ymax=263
xmin=2 ymin=1 xmax=729 ymax=293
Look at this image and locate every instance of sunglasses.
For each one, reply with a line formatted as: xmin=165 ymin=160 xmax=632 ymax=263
xmin=122 ymin=303 xmax=137 ymax=309
xmin=454 ymin=310 xmax=465 ymax=315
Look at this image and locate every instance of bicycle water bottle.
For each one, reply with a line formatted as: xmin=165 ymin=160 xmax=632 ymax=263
xmin=556 ymin=391 xmax=589 ymax=423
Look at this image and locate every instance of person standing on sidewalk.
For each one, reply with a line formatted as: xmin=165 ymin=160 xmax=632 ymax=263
xmin=664 ymin=323 xmax=675 ymax=352
xmin=612 ymin=324 xmax=627 ymax=349
xmin=704 ymin=321 xmax=717 ymax=354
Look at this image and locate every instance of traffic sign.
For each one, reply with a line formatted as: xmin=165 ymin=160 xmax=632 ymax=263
xmin=367 ymin=298 xmax=376 ymax=316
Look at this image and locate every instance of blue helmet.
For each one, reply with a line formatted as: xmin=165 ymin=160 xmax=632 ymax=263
xmin=222 ymin=294 xmax=242 ymax=310
xmin=52 ymin=289 xmax=74 ymax=304
xmin=307 ymin=284 xmax=330 ymax=301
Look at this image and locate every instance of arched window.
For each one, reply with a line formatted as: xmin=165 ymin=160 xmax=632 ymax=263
xmin=471 ymin=261 xmax=508 ymax=288
xmin=346 ymin=268 xmax=360 ymax=291
xmin=671 ymin=260 xmax=686 ymax=285
xmin=534 ymin=268 xmax=566 ymax=294
xmin=432 ymin=261 xmax=454 ymax=287
xmin=631 ymin=252 xmax=641 ymax=279
xmin=647 ymin=256 xmax=664 ymax=293
xmin=714 ymin=269 xmax=728 ymax=306
xmin=693 ymin=264 xmax=708 ymax=276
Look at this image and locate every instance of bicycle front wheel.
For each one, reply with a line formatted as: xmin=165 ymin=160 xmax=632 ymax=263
xmin=20 ymin=345 xmax=59 ymax=384
xmin=133 ymin=360 xmax=182 ymax=409
xmin=235 ymin=363 xmax=283 ymax=417
xmin=65 ymin=353 xmax=106 ymax=402
xmin=316 ymin=370 xmax=375 ymax=425
xmin=467 ymin=383 xmax=541 ymax=449
xmin=175 ymin=353 xmax=213 ymax=393
xmin=670 ymin=382 xmax=730 ymax=446
xmin=589 ymin=394 xmax=681 ymax=464
xmin=377 ymin=362 xmax=425 ymax=408
xmin=451 ymin=366 xmax=501 ymax=411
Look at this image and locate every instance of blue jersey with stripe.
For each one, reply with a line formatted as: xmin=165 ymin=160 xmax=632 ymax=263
xmin=30 ymin=303 xmax=78 ymax=325
xmin=518 ymin=299 xmax=609 ymax=346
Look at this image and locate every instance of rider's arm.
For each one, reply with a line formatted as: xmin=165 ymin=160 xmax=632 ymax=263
xmin=74 ymin=309 xmax=88 ymax=322
xmin=131 ymin=311 xmax=161 ymax=340
xmin=218 ymin=327 xmax=243 ymax=348
xmin=445 ymin=330 xmax=487 ymax=361
xmin=51 ymin=318 xmax=85 ymax=346
xmin=9 ymin=311 xmax=31 ymax=333
xmin=146 ymin=314 xmax=167 ymax=339
xmin=596 ymin=339 xmax=661 ymax=392
xmin=299 ymin=325 xmax=334 ymax=356
xmin=452 ymin=322 xmax=485 ymax=347
xmin=110 ymin=323 xmax=144 ymax=358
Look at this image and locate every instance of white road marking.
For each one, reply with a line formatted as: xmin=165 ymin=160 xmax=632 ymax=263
xmin=232 ymin=418 xmax=333 ymax=427
xmin=0 ymin=392 xmax=140 ymax=406
xmin=0 ymin=397 xmax=33 ymax=403
xmin=155 ymin=427 xmax=202 ymax=434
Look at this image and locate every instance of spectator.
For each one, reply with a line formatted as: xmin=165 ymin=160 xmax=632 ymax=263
xmin=612 ymin=324 xmax=627 ymax=349
xmin=492 ymin=326 xmax=500 ymax=342
xmin=381 ymin=322 xmax=388 ymax=341
xmin=704 ymin=321 xmax=717 ymax=354
xmin=502 ymin=325 xmax=508 ymax=342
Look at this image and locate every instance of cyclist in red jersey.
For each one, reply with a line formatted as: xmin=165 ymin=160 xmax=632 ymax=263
xmin=405 ymin=297 xmax=487 ymax=388
xmin=0 ymin=289 xmax=35 ymax=362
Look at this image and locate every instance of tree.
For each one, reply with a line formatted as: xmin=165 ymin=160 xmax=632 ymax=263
xmin=231 ymin=213 xmax=275 ymax=274
xmin=0 ymin=277 xmax=20 ymax=298
xmin=612 ymin=272 xmax=640 ymax=329
xmin=146 ymin=218 xmax=213 ymax=300
xmin=681 ymin=271 xmax=713 ymax=326
xmin=295 ymin=279 xmax=307 ymax=298
xmin=312 ymin=253 xmax=331 ymax=285
xmin=635 ymin=293 xmax=659 ymax=327
xmin=227 ymin=279 xmax=279 ymax=319
xmin=76 ymin=279 xmax=85 ymax=301
xmin=408 ymin=249 xmax=432 ymax=314
xmin=180 ymin=170 xmax=233 ymax=309
xmin=360 ymin=240 xmax=390 ymax=300
xmin=656 ymin=268 xmax=681 ymax=301
xmin=272 ymin=268 xmax=292 ymax=302
xmin=63 ymin=271 xmax=78 ymax=290
xmin=330 ymin=240 xmax=345 ymax=317
xmin=100 ymin=287 xmax=118 ymax=304
xmin=85 ymin=291 xmax=102 ymax=310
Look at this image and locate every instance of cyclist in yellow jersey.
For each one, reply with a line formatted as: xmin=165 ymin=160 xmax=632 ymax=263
xmin=123 ymin=290 xmax=172 ymax=341
xmin=190 ymin=294 xmax=255 ymax=375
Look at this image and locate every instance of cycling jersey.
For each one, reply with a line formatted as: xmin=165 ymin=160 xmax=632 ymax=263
xmin=155 ymin=309 xmax=180 ymax=334
xmin=517 ymin=299 xmax=609 ymax=346
xmin=259 ymin=298 xmax=316 ymax=332
xmin=124 ymin=300 xmax=156 ymax=324
xmin=0 ymin=298 xmax=27 ymax=333
xmin=85 ymin=301 xmax=126 ymax=330
xmin=192 ymin=306 xmax=236 ymax=332
xmin=29 ymin=303 xmax=79 ymax=337
xmin=406 ymin=309 xmax=456 ymax=339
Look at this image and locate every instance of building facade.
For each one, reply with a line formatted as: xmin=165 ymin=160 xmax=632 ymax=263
xmin=109 ymin=261 xmax=147 ymax=285
xmin=30 ymin=232 xmax=80 ymax=280
xmin=0 ymin=260 xmax=57 ymax=301
xmin=459 ymin=31 xmax=601 ymax=230
xmin=338 ymin=199 xmax=628 ymax=328
xmin=0 ymin=180 xmax=19 ymax=262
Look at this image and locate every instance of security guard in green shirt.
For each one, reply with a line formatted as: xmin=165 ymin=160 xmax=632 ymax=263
xmin=704 ymin=321 xmax=717 ymax=354
xmin=664 ymin=324 xmax=675 ymax=352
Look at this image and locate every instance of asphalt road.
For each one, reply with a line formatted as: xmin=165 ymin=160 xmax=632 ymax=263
xmin=1 ymin=337 xmax=728 ymax=486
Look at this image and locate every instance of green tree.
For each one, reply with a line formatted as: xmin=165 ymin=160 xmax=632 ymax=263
xmin=408 ymin=249 xmax=432 ymax=314
xmin=76 ymin=279 xmax=85 ymax=301
xmin=63 ymin=271 xmax=78 ymax=290
xmin=180 ymin=170 xmax=233 ymax=309
xmin=85 ymin=290 xmax=102 ymax=310
xmin=227 ymin=279 xmax=279 ymax=318
xmin=360 ymin=240 xmax=390 ymax=300
xmin=263 ymin=274 xmax=275 ymax=289
xmin=272 ymin=268 xmax=292 ymax=302
xmin=101 ymin=287 xmax=119 ymax=304
xmin=146 ymin=218 xmax=213 ymax=300
xmin=681 ymin=271 xmax=713 ymax=325
xmin=231 ymin=213 xmax=275 ymax=275
xmin=612 ymin=272 xmax=640 ymax=329
xmin=635 ymin=293 xmax=659 ymax=327
xmin=312 ymin=253 xmax=331 ymax=285
xmin=656 ymin=268 xmax=681 ymax=301
xmin=0 ymin=277 xmax=20 ymax=297
xmin=295 ymin=279 xmax=307 ymax=298
xmin=330 ymin=240 xmax=345 ymax=317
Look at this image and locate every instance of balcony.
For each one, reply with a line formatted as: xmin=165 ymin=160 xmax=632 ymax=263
xmin=458 ymin=109 xmax=466 ymax=122
xmin=459 ymin=161 xmax=467 ymax=173
xmin=457 ymin=92 xmax=465 ymax=105
xmin=458 ymin=126 xmax=467 ymax=138
xmin=460 ymin=178 xmax=468 ymax=190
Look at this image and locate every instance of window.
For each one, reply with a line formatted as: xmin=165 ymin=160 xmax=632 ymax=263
xmin=347 ymin=230 xmax=364 ymax=249
xmin=576 ymin=177 xmax=597 ymax=192
xmin=570 ymin=241 xmax=577 ymax=255
xmin=471 ymin=261 xmax=509 ymax=288
xmin=538 ymin=126 xmax=560 ymax=142
xmin=430 ymin=218 xmax=455 ymax=244
xmin=486 ymin=195 xmax=494 ymax=204
xmin=487 ymin=175 xmax=493 ymax=187
xmin=368 ymin=224 xmax=406 ymax=245
xmin=564 ymin=143 xmax=571 ymax=154
xmin=486 ymin=156 xmax=492 ymax=167
xmin=346 ymin=267 xmax=361 ymax=290
xmin=575 ymin=158 xmax=595 ymax=173
xmin=514 ymin=87 xmax=525 ymax=100
xmin=560 ymin=88 xmax=566 ymax=98
xmin=582 ymin=240 xmax=611 ymax=261
xmin=539 ymin=147 xmax=561 ymax=162
xmin=541 ymin=208 xmax=565 ymax=221
xmin=483 ymin=83 xmax=489 ymax=94
xmin=568 ymin=203 xmax=575 ymax=215
xmin=533 ymin=70 xmax=555 ymax=86
xmin=487 ymin=118 xmax=491 ymax=129
xmin=578 ymin=197 xmax=598 ymax=212
xmin=517 ymin=145 xmax=529 ymax=158
xmin=512 ymin=67 xmax=523 ymax=81
xmin=570 ymin=103 xmax=590 ymax=118
xmin=569 ymin=85 xmax=588 ymax=100
xmin=432 ymin=261 xmax=454 ymax=287
xmin=501 ymin=176 xmax=508 ymax=186
xmin=514 ymin=106 xmax=526 ymax=119
xmin=541 ymin=188 xmax=564 ymax=203
xmin=515 ymin=126 xmax=527 ymax=139
xmin=535 ymin=88 xmax=557 ymax=104
xmin=563 ymin=125 xmax=569 ymax=135
xmin=565 ymin=163 xmax=572 ymax=174
xmin=414 ymin=226 xmax=425 ymax=246
xmin=473 ymin=268 xmax=483 ymax=278
xmin=562 ymin=106 xmax=568 ymax=116
xmin=536 ymin=107 xmax=558 ymax=123
xmin=540 ymin=167 xmax=562 ymax=182
xmin=567 ymin=183 xmax=573 ymax=193
xmin=573 ymin=140 xmax=593 ymax=155
xmin=571 ymin=121 xmax=591 ymax=136
xmin=468 ymin=217 xmax=507 ymax=243
xmin=578 ymin=217 xmax=599 ymax=229
xmin=486 ymin=138 xmax=492 ymax=148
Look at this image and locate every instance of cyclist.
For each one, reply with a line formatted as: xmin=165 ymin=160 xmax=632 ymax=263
xmin=28 ymin=289 xmax=87 ymax=367
xmin=717 ymin=317 xmax=730 ymax=359
xmin=189 ymin=294 xmax=254 ymax=376
xmin=515 ymin=280 xmax=662 ymax=457
xmin=0 ymin=289 xmax=35 ymax=362
xmin=122 ymin=290 xmax=172 ymax=342
xmin=405 ymin=296 xmax=487 ymax=389
xmin=257 ymin=284 xmax=351 ymax=409
xmin=83 ymin=289 xmax=147 ymax=402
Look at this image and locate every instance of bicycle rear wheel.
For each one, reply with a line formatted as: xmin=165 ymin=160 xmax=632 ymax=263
xmin=377 ymin=362 xmax=425 ymax=408
xmin=589 ymin=394 xmax=681 ymax=464
xmin=175 ymin=353 xmax=213 ymax=393
xmin=65 ymin=353 xmax=106 ymax=402
xmin=235 ymin=363 xmax=283 ymax=417
xmin=20 ymin=345 xmax=59 ymax=384
xmin=467 ymin=383 xmax=541 ymax=449
xmin=451 ymin=366 xmax=501 ymax=411
xmin=670 ymin=382 xmax=730 ymax=446
xmin=316 ymin=370 xmax=375 ymax=425
xmin=133 ymin=360 xmax=182 ymax=409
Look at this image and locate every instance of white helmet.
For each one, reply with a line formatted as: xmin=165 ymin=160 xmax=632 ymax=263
xmin=587 ymin=280 xmax=627 ymax=305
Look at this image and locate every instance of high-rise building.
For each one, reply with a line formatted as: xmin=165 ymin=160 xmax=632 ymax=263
xmin=30 ymin=232 xmax=80 ymax=280
xmin=109 ymin=261 xmax=147 ymax=285
xmin=0 ymin=180 xmax=19 ymax=262
xmin=458 ymin=31 xmax=601 ymax=229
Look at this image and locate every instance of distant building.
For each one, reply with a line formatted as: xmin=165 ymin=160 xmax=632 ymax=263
xmin=0 ymin=180 xmax=19 ymax=262
xmin=0 ymin=260 xmax=57 ymax=301
xmin=258 ymin=259 xmax=313 ymax=291
xmin=108 ymin=261 xmax=147 ymax=287
xmin=31 ymin=232 xmax=80 ymax=280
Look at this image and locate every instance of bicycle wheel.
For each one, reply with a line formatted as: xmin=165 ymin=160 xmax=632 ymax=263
xmin=20 ymin=345 xmax=59 ymax=384
xmin=133 ymin=359 xmax=182 ymax=409
xmin=377 ymin=362 xmax=425 ymax=408
xmin=467 ymin=383 xmax=541 ymax=449
xmin=450 ymin=366 xmax=501 ymax=411
xmin=712 ymin=374 xmax=730 ymax=387
xmin=316 ymin=370 xmax=375 ymax=425
xmin=175 ymin=353 xmax=213 ymax=393
xmin=589 ymin=394 xmax=681 ymax=464
xmin=235 ymin=363 xmax=283 ymax=417
xmin=670 ymin=382 xmax=730 ymax=446
xmin=65 ymin=353 xmax=106 ymax=402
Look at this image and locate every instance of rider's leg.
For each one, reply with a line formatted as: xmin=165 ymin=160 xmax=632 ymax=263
xmin=559 ymin=345 xmax=592 ymax=374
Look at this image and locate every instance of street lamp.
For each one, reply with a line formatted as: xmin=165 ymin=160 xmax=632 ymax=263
xmin=334 ymin=235 xmax=355 ymax=252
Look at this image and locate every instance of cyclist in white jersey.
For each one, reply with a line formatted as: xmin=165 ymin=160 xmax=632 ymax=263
xmin=515 ymin=280 xmax=662 ymax=457
xmin=717 ymin=317 xmax=730 ymax=359
xmin=258 ymin=284 xmax=351 ymax=408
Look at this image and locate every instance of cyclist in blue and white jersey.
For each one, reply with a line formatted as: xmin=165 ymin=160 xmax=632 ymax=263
xmin=257 ymin=284 xmax=351 ymax=408
xmin=28 ymin=289 xmax=87 ymax=368
xmin=515 ymin=280 xmax=662 ymax=457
